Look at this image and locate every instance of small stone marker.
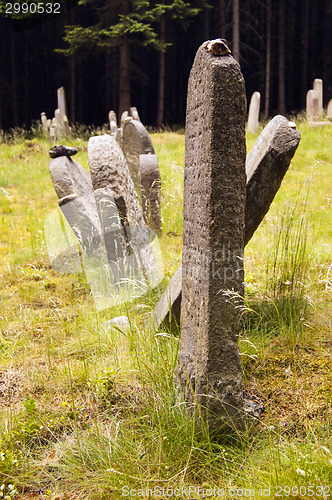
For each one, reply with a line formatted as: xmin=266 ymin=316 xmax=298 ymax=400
xmin=130 ymin=106 xmax=141 ymax=121
xmin=313 ymin=79 xmax=323 ymax=117
xmin=103 ymin=315 xmax=130 ymax=333
xmin=109 ymin=110 xmax=117 ymax=124
xmin=41 ymin=112 xmax=49 ymax=133
xmin=49 ymin=121 xmax=57 ymax=142
xmin=57 ymin=86 xmax=68 ymax=119
xmin=306 ymin=89 xmax=319 ymax=122
xmin=109 ymin=110 xmax=118 ymax=136
xmin=247 ymin=91 xmax=261 ymax=134
xmin=327 ymin=99 xmax=332 ymax=120
xmin=139 ymin=154 xmax=162 ymax=235
xmin=153 ymin=116 xmax=301 ymax=331
xmin=120 ymin=111 xmax=129 ymax=128
xmin=122 ymin=120 xmax=155 ymax=186
xmin=174 ymin=39 xmax=247 ymax=432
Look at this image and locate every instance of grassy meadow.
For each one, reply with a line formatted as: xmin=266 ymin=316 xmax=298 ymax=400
xmin=0 ymin=119 xmax=331 ymax=499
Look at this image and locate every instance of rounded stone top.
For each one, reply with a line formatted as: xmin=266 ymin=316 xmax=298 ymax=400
xmin=203 ymin=39 xmax=231 ymax=56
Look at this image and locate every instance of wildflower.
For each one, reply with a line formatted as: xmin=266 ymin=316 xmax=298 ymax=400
xmin=296 ymin=468 xmax=306 ymax=477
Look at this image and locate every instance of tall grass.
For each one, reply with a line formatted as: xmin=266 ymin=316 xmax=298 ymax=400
xmin=0 ymin=121 xmax=331 ymax=498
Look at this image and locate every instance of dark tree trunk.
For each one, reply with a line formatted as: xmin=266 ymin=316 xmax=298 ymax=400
xmin=204 ymin=7 xmax=210 ymax=40
xmin=302 ymin=0 xmax=309 ymax=107
xmin=119 ymin=40 xmax=131 ymax=118
xmin=105 ymin=51 xmax=113 ymax=114
xmin=219 ymin=0 xmax=227 ymax=38
xmin=10 ymin=22 xmax=18 ymax=127
xmin=70 ymin=58 xmax=76 ymax=122
xmin=322 ymin=0 xmax=330 ymax=105
xmin=232 ymin=0 xmax=240 ymax=62
xmin=278 ymin=0 xmax=286 ymax=114
xmin=264 ymin=0 xmax=272 ymax=119
xmin=156 ymin=16 xmax=166 ymax=128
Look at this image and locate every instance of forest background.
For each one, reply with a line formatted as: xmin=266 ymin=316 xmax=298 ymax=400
xmin=0 ymin=0 xmax=331 ymax=131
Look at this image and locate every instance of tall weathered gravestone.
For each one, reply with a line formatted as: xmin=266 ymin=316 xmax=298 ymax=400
xmin=247 ymin=91 xmax=261 ymax=134
xmin=174 ymin=39 xmax=247 ymax=432
xmin=88 ymin=134 xmax=160 ymax=286
xmin=57 ymin=86 xmax=68 ymax=119
xmin=152 ymin=115 xmax=301 ymax=330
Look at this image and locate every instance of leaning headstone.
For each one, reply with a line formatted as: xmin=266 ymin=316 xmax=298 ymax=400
xmin=88 ymin=134 xmax=160 ymax=286
xmin=313 ymin=79 xmax=323 ymax=118
xmin=247 ymin=91 xmax=260 ymax=134
xmin=245 ymin=115 xmax=301 ymax=243
xmin=153 ymin=116 xmax=301 ymax=331
xmin=327 ymin=99 xmax=332 ymax=120
xmin=49 ymin=155 xmax=93 ymax=200
xmin=130 ymin=106 xmax=141 ymax=121
xmin=58 ymin=192 xmax=104 ymax=257
xmin=57 ymin=86 xmax=68 ymax=120
xmin=151 ymin=266 xmax=182 ymax=329
xmin=122 ymin=120 xmax=155 ymax=186
xmin=139 ymin=154 xmax=162 ymax=235
xmin=306 ymin=89 xmax=319 ymax=122
xmin=48 ymin=155 xmax=103 ymax=256
xmin=174 ymin=39 xmax=246 ymax=432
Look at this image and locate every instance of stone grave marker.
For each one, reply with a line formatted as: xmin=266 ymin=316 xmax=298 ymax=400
xmin=88 ymin=134 xmax=160 ymax=286
xmin=174 ymin=39 xmax=247 ymax=432
xmin=327 ymin=99 xmax=332 ymax=120
xmin=130 ymin=106 xmax=141 ymax=121
xmin=41 ymin=112 xmax=50 ymax=134
xmin=313 ymin=78 xmax=323 ymax=117
xmin=57 ymin=86 xmax=68 ymax=119
xmin=245 ymin=115 xmax=301 ymax=243
xmin=109 ymin=110 xmax=118 ymax=136
xmin=247 ymin=91 xmax=260 ymax=134
xmin=139 ymin=154 xmax=162 ymax=235
xmin=306 ymin=89 xmax=319 ymax=122
xmin=122 ymin=120 xmax=155 ymax=187
xmin=48 ymin=155 xmax=104 ymax=257
xmin=153 ymin=116 xmax=301 ymax=330
xmin=120 ymin=111 xmax=129 ymax=128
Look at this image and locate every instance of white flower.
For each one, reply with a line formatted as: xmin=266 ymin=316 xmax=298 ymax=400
xmin=296 ymin=468 xmax=306 ymax=477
